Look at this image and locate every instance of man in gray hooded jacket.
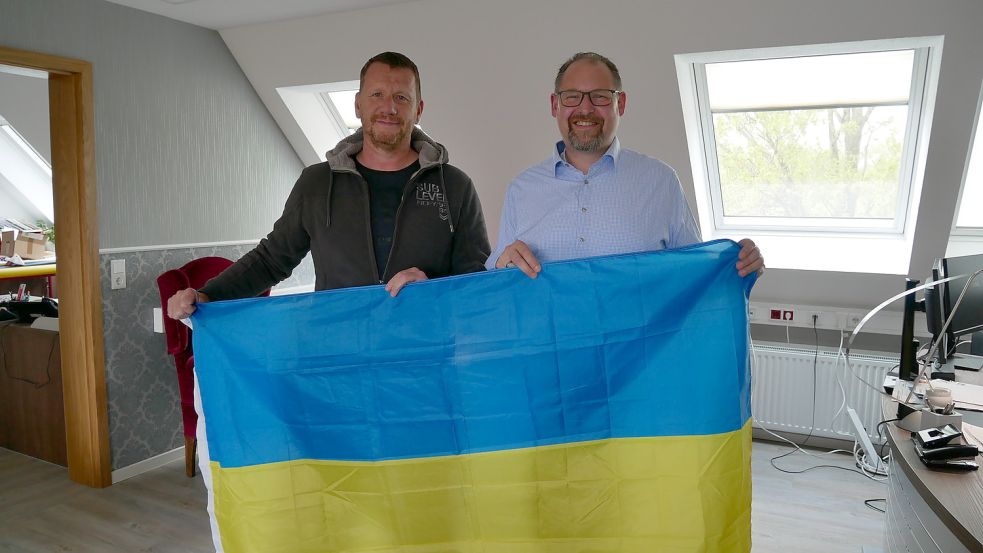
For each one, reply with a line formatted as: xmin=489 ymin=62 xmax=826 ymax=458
xmin=167 ymin=52 xmax=489 ymax=318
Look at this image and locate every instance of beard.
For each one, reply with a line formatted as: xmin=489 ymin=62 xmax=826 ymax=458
xmin=365 ymin=115 xmax=411 ymax=151
xmin=566 ymin=115 xmax=605 ymax=152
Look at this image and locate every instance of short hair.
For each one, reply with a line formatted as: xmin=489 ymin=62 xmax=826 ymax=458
xmin=359 ymin=52 xmax=422 ymax=100
xmin=554 ymin=52 xmax=623 ymax=92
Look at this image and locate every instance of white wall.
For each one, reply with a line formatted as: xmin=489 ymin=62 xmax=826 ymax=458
xmin=220 ymin=0 xmax=983 ymax=311
xmin=0 ymin=70 xmax=51 ymax=163
xmin=0 ymin=70 xmax=52 ymax=228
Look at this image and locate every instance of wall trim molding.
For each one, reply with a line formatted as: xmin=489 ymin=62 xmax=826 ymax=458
xmin=111 ymin=446 xmax=184 ymax=483
xmin=99 ymin=239 xmax=261 ymax=255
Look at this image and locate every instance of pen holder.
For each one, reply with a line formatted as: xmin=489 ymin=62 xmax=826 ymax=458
xmin=921 ymin=409 xmax=962 ymax=431
xmin=925 ymin=388 xmax=952 ymax=411
xmin=896 ymin=402 xmax=963 ymax=432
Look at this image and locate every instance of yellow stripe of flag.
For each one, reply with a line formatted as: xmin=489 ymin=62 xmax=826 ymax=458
xmin=211 ymin=423 xmax=751 ymax=553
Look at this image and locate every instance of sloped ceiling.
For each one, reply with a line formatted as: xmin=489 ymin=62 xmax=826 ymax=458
xmin=100 ymin=0 xmax=415 ymax=30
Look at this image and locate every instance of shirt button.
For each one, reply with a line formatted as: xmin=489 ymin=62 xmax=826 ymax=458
xmin=581 ymin=207 xmax=588 ymax=213
xmin=579 ymin=237 xmax=585 ymax=242
xmin=583 ymin=179 xmax=589 ymax=185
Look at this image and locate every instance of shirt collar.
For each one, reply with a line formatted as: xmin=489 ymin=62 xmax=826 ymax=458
xmin=552 ymin=138 xmax=622 ymax=176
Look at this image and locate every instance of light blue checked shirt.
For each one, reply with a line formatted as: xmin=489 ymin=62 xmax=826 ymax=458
xmin=486 ymin=138 xmax=702 ymax=267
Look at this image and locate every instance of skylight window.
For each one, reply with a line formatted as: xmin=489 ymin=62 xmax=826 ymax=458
xmin=277 ymin=80 xmax=359 ymax=162
xmin=0 ymin=115 xmax=53 ymax=225
xmin=953 ymin=92 xmax=983 ymax=231
xmin=706 ymin=51 xmax=912 ymax=229
xmin=676 ymin=37 xmax=943 ymax=274
xmin=322 ymin=90 xmax=359 ymax=132
xmin=945 ymin=81 xmax=983 ymax=257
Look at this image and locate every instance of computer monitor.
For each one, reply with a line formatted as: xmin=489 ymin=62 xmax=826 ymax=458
xmin=926 ymin=253 xmax=983 ymax=369
xmin=923 ymin=259 xmax=947 ymax=365
xmin=941 ymin=253 xmax=983 ymax=339
xmin=900 ymin=255 xmax=980 ymax=380
xmin=899 ymin=278 xmax=920 ymax=382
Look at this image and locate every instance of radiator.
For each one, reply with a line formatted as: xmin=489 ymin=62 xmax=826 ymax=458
xmin=751 ymin=341 xmax=897 ymax=443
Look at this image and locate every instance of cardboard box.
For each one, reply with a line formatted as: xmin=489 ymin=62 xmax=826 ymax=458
xmin=1 ymin=230 xmax=48 ymax=260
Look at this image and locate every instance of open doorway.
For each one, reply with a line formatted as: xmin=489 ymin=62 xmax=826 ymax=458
xmin=0 ymin=63 xmax=64 ymax=467
xmin=0 ymin=45 xmax=110 ymax=488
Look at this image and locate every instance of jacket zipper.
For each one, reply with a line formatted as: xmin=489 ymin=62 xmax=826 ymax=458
xmin=355 ymin=173 xmax=383 ymax=283
xmin=350 ymin=162 xmax=432 ymax=284
xmin=381 ymin=177 xmax=418 ymax=282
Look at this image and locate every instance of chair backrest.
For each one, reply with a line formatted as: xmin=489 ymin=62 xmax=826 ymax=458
xmin=156 ymin=256 xmax=233 ymax=356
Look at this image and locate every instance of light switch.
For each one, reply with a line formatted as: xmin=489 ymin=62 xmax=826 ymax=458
xmin=153 ymin=307 xmax=163 ymax=333
xmin=110 ymin=259 xmax=126 ymax=289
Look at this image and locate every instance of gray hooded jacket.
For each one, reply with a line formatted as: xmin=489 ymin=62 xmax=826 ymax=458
xmin=200 ymin=128 xmax=490 ymax=300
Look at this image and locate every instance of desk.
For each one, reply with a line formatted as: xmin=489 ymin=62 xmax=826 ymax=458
xmin=882 ymin=370 xmax=983 ymax=552
xmin=0 ymin=263 xmax=56 ymax=297
xmin=0 ymin=320 xmax=65 ymax=466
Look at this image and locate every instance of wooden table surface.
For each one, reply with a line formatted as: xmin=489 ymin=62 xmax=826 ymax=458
xmin=882 ymin=368 xmax=983 ymax=551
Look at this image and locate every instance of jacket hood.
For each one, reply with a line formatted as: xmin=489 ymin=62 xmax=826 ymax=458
xmin=325 ymin=127 xmax=449 ymax=172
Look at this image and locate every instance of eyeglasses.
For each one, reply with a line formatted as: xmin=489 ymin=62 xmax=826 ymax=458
xmin=555 ymin=89 xmax=622 ymax=107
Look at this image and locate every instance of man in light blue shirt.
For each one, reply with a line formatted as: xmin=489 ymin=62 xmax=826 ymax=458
xmin=487 ymin=52 xmax=764 ymax=277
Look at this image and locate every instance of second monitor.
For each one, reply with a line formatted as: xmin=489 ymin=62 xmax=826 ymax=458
xmin=927 ymin=253 xmax=983 ymax=371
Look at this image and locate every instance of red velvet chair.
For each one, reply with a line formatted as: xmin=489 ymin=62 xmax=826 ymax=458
xmin=156 ymin=256 xmax=270 ymax=477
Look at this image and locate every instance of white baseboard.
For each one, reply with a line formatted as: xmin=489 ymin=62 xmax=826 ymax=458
xmin=112 ymin=445 xmax=184 ymax=484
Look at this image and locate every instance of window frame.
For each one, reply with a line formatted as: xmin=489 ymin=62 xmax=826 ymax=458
xmin=276 ymin=79 xmax=359 ymax=162
xmin=675 ymin=37 xmax=944 ymax=274
xmin=684 ymin=38 xmax=937 ymax=235
xmin=317 ymin=81 xmax=361 ymax=137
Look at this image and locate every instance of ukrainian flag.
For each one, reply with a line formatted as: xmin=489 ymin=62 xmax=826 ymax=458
xmin=192 ymin=239 xmax=754 ymax=553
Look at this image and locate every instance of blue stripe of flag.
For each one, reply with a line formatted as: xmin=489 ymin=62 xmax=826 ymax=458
xmin=192 ymin=240 xmax=753 ymax=468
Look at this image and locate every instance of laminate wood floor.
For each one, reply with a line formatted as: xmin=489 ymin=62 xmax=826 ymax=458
xmin=0 ymin=440 xmax=884 ymax=552
xmin=751 ymin=440 xmax=886 ymax=552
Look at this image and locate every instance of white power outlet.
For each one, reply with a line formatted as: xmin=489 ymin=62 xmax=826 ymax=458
xmin=810 ymin=311 xmax=835 ymax=329
xmin=799 ymin=311 xmax=823 ymax=328
xmin=110 ymin=259 xmax=126 ymax=290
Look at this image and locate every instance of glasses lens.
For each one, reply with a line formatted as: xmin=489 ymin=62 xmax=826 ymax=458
xmin=560 ymin=91 xmax=584 ymax=107
xmin=589 ymin=90 xmax=614 ymax=106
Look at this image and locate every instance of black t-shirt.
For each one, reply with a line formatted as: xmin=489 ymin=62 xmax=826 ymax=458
xmin=355 ymin=159 xmax=420 ymax=278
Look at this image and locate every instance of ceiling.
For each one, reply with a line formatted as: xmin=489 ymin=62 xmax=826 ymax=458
xmin=101 ymin=0 xmax=415 ymax=30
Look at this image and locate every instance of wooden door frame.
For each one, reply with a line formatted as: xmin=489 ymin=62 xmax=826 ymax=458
xmin=1 ymin=45 xmax=110 ymax=487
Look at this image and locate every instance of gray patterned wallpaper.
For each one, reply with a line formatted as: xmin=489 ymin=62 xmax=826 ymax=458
xmin=101 ymin=245 xmax=314 ymax=469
